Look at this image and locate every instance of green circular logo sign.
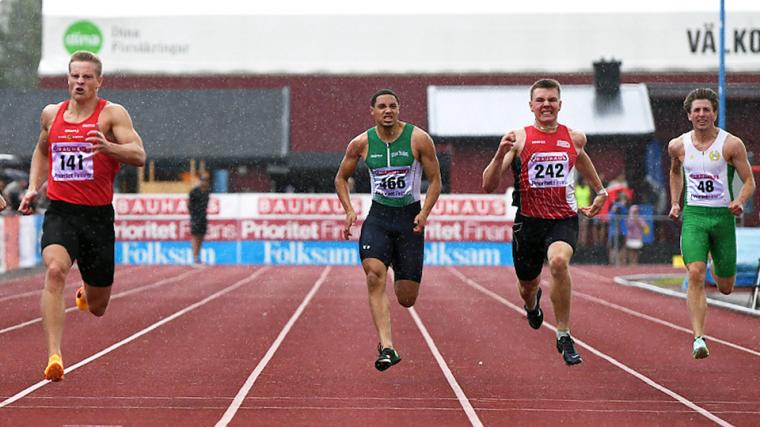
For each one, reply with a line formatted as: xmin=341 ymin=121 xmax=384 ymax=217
xmin=63 ymin=20 xmax=103 ymax=54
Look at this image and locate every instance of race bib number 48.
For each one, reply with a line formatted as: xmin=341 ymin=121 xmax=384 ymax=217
xmin=51 ymin=142 xmax=95 ymax=181
xmin=687 ymin=172 xmax=725 ymax=201
xmin=527 ymin=152 xmax=569 ymax=188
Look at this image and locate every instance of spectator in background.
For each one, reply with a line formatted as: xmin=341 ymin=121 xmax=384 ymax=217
xmin=189 ymin=173 xmax=211 ymax=265
xmin=575 ymin=176 xmax=592 ymax=246
xmin=625 ymin=204 xmax=648 ymax=265
xmin=0 ymin=176 xmax=8 ymax=213
xmin=4 ymin=177 xmax=28 ymax=212
xmin=608 ymin=191 xmax=629 ymax=265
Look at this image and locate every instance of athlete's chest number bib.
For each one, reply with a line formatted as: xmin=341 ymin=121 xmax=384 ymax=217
xmin=527 ymin=152 xmax=569 ymax=188
xmin=372 ymin=166 xmax=411 ymax=198
xmin=687 ymin=172 xmax=725 ymax=201
xmin=51 ymin=142 xmax=95 ymax=181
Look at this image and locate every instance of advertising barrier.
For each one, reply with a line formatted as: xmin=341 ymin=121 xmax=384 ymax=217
xmin=113 ymin=193 xmax=515 ymax=267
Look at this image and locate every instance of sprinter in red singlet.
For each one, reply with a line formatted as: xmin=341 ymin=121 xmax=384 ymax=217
xmin=482 ymin=79 xmax=607 ymax=365
xmin=18 ymin=51 xmax=146 ymax=381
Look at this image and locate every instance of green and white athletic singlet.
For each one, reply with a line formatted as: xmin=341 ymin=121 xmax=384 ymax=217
xmin=682 ymin=129 xmax=734 ymax=207
xmin=365 ymin=124 xmax=422 ymax=207
xmin=680 ymin=128 xmax=737 ymax=276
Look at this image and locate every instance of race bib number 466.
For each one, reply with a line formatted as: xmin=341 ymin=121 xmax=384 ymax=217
xmin=51 ymin=142 xmax=95 ymax=181
xmin=527 ymin=152 xmax=569 ymax=188
xmin=372 ymin=166 xmax=411 ymax=198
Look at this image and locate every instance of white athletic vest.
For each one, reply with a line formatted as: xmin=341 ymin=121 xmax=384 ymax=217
xmin=682 ymin=129 xmax=733 ymax=207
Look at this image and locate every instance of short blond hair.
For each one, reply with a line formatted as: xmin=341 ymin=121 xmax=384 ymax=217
xmin=69 ymin=50 xmax=102 ymax=77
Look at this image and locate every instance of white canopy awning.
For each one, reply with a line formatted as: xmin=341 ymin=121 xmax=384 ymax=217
xmin=427 ymin=84 xmax=655 ymax=138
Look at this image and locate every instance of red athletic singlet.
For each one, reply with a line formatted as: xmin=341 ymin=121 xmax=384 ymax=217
xmin=514 ymin=124 xmax=578 ymax=219
xmin=46 ymin=99 xmax=120 ymax=206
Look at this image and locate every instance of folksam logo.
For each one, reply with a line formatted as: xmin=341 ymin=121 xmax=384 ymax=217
xmin=64 ymin=21 xmax=103 ymax=54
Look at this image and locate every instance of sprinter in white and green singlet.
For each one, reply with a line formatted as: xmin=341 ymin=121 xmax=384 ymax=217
xmin=335 ymin=89 xmax=441 ymax=372
xmin=668 ymin=88 xmax=756 ymax=360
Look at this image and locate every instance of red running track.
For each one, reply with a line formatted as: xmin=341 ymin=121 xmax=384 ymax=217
xmin=0 ymin=264 xmax=758 ymax=426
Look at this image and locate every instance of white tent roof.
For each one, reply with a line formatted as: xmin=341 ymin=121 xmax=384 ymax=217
xmin=427 ymin=84 xmax=655 ymax=137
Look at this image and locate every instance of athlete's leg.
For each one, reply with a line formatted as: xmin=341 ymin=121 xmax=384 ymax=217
xmin=518 ymin=277 xmax=542 ymax=310
xmin=547 ymin=241 xmax=574 ymax=332
xmin=393 ymin=280 xmax=420 ymax=308
xmin=363 ymin=258 xmax=392 ymax=348
xmin=81 ymin=284 xmax=112 ymax=317
xmin=686 ymin=261 xmax=708 ymax=337
xmin=191 ymin=234 xmax=202 ymax=263
xmin=709 ymin=216 xmax=738 ymax=296
xmin=713 ymin=274 xmax=735 ymax=295
xmin=41 ymin=245 xmax=72 ymax=359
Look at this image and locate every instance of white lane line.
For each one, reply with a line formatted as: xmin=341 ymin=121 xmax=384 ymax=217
xmin=574 ymin=268 xmax=760 ymax=317
xmin=447 ymin=267 xmax=734 ymax=427
xmin=215 ymin=266 xmax=331 ymax=427
xmin=408 ymin=307 xmax=484 ymax=427
xmin=0 ymin=264 xmax=100 ymax=303
xmin=0 ymin=268 xmax=202 ymax=335
xmin=0 ymin=267 xmax=270 ymax=410
xmin=572 ymin=268 xmax=760 ymax=357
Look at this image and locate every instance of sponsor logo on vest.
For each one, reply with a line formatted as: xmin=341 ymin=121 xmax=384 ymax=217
xmin=64 ymin=20 xmax=103 ymax=54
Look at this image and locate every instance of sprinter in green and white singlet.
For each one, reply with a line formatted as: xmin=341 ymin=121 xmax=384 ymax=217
xmin=365 ymin=123 xmax=423 ymax=207
xmin=335 ymin=89 xmax=441 ymax=372
xmin=668 ymin=88 xmax=755 ymax=359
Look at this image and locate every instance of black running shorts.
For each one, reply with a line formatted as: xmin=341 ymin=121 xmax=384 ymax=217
xmin=512 ymin=212 xmax=578 ymax=281
xmin=359 ymin=201 xmax=425 ymax=283
xmin=190 ymin=218 xmax=207 ymax=236
xmin=41 ymin=200 xmax=115 ymax=287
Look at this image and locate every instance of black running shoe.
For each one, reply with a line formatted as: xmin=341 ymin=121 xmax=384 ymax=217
xmin=556 ymin=335 xmax=583 ymax=365
xmin=375 ymin=344 xmax=401 ymax=371
xmin=524 ymin=287 xmax=543 ymax=330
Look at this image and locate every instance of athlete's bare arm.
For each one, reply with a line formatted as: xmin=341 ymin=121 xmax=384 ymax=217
xmin=335 ymin=134 xmax=368 ymax=240
xmin=92 ymin=103 xmax=146 ymax=167
xmin=570 ymin=129 xmax=607 ymax=217
xmin=482 ymin=128 xmax=525 ymax=193
xmin=667 ymin=137 xmax=685 ymax=220
xmin=412 ymin=128 xmax=441 ymax=233
xmin=723 ymin=134 xmax=756 ymax=216
xmin=18 ymin=104 xmax=57 ymax=215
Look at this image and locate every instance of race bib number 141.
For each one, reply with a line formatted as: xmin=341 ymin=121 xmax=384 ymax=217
xmin=51 ymin=142 xmax=95 ymax=181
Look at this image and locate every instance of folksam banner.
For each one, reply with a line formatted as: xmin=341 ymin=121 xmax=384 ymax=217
xmin=113 ymin=193 xmax=514 ymax=267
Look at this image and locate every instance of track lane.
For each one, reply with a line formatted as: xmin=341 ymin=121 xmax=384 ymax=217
xmin=405 ymin=267 xmax=740 ymax=426
xmin=0 ymin=266 xmax=327 ymax=426
xmin=444 ymin=266 xmax=759 ymax=426
xmin=223 ymin=265 xmax=476 ymax=426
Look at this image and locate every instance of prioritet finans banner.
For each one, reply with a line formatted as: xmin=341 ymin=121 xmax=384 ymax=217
xmin=111 ymin=193 xmax=515 ymax=266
